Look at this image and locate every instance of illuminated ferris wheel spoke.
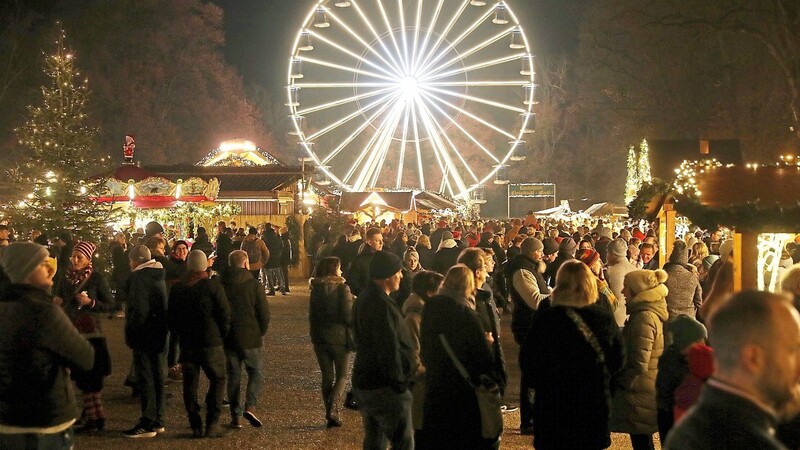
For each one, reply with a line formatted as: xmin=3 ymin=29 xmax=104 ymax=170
xmin=397 ymin=0 xmax=410 ymax=72
xmin=420 ymin=85 xmax=526 ymax=114
xmin=415 ymin=99 xmax=469 ymax=195
xmin=420 ymin=27 xmax=515 ymax=79
xmin=421 ymin=53 xmax=527 ymax=82
xmin=327 ymin=10 xmax=403 ymax=77
xmin=366 ymin=105 xmax=404 ymax=189
xmin=350 ymin=101 xmax=405 ymax=190
xmin=419 ymin=93 xmax=502 ymax=164
xmin=294 ymin=82 xmax=395 ymax=88
xmin=321 ymin=92 xmax=402 ymax=164
xmin=299 ymin=56 xmax=398 ymax=82
xmin=297 ymin=86 xmax=394 ymax=116
xmin=376 ymin=0 xmax=407 ymax=74
xmin=414 ymin=0 xmax=470 ymax=76
xmin=410 ymin=0 xmax=424 ymax=72
xmin=310 ymin=32 xmax=399 ymax=79
xmin=417 ymin=97 xmax=480 ymax=184
xmin=424 ymin=91 xmax=517 ymax=140
xmin=349 ymin=1 xmax=405 ymax=76
xmin=417 ymin=7 xmax=495 ymax=75
xmin=344 ymin=99 xmax=404 ymax=185
xmin=412 ymin=100 xmax=449 ymax=192
xmin=396 ymin=105 xmax=411 ymax=188
xmin=410 ymin=105 xmax=425 ymax=189
xmin=414 ymin=0 xmax=445 ymax=72
xmin=425 ymin=80 xmax=528 ymax=87
xmin=304 ymin=91 xmax=397 ymax=142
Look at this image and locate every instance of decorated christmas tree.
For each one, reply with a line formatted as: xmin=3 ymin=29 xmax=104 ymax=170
xmin=638 ymin=138 xmax=652 ymax=184
xmin=4 ymin=27 xmax=113 ymax=240
xmin=625 ymin=145 xmax=639 ymax=204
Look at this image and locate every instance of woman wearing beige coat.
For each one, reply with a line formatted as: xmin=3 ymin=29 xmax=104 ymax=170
xmin=610 ymin=269 xmax=669 ymax=450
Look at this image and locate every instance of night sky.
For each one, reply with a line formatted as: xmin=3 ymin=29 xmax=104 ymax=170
xmin=213 ymin=0 xmax=589 ymax=92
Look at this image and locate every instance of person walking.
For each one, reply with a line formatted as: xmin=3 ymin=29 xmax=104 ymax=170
xmin=121 ymin=245 xmax=169 ymax=438
xmin=222 ymin=250 xmax=270 ymax=429
xmin=0 ymin=243 xmax=94 ymax=450
xmin=610 ymin=269 xmax=670 ymax=450
xmin=168 ymin=250 xmax=231 ymax=438
xmin=310 ymin=256 xmax=355 ymax=428
xmin=352 ymin=251 xmax=415 ymax=450
xmin=521 ymin=261 xmax=624 ymax=450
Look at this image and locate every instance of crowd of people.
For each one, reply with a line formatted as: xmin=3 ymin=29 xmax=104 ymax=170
xmin=2 ymin=214 xmax=800 ymax=449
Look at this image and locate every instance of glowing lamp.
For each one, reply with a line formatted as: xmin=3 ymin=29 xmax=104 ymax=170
xmin=469 ymin=0 xmax=487 ymax=6
xmin=334 ymin=0 xmax=351 ymax=7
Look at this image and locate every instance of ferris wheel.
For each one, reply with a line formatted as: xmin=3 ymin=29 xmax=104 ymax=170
xmin=287 ymin=0 xmax=536 ymax=202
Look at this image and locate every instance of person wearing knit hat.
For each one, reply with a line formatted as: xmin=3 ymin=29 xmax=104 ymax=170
xmin=577 ymin=248 xmax=601 ymax=268
xmin=543 ymin=237 xmax=577 ymax=288
xmin=56 ymin=240 xmax=114 ymax=328
xmin=663 ymin=241 xmax=703 ymax=321
xmin=128 ymin=244 xmax=152 ymax=264
xmin=351 ymin=250 xmax=415 ymax=449
xmin=541 ymin=237 xmax=559 ymax=261
xmin=0 ymin=242 xmax=95 ymax=447
xmin=578 ymin=248 xmax=618 ymax=313
xmin=611 ymin=269 xmax=669 ymax=446
xmin=606 ymin=238 xmax=638 ymax=327
xmin=168 ymin=247 xmax=231 ymax=437
xmin=432 ymin=231 xmax=461 ymax=275
xmin=718 ymin=239 xmax=734 ymax=261
xmin=656 ymin=314 xmax=707 ymax=440
xmin=144 ymin=221 xmax=164 ymax=238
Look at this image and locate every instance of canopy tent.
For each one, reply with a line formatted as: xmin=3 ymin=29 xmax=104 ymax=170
xmin=535 ymin=200 xmax=573 ymax=218
xmin=582 ymin=202 xmax=628 ymax=217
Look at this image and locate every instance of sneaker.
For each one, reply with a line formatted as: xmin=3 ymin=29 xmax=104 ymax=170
xmin=230 ymin=416 xmax=243 ymax=429
xmin=501 ymin=404 xmax=519 ymax=413
xmin=151 ymin=421 xmax=166 ymax=433
xmin=123 ymin=423 xmax=157 ymax=438
xmin=221 ymin=397 xmax=230 ymax=407
xmin=243 ymin=408 xmax=262 ymax=427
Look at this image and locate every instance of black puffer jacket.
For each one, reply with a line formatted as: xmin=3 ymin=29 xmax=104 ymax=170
xmin=123 ymin=262 xmax=169 ymax=353
xmin=168 ymin=275 xmax=231 ymax=353
xmin=309 ymin=276 xmax=354 ymax=349
xmin=0 ymin=284 xmax=94 ymax=428
xmin=221 ymin=268 xmax=270 ymax=354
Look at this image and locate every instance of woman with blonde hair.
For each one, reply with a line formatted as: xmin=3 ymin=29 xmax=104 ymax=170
xmin=689 ymin=242 xmax=709 ymax=270
xmin=419 ymin=264 xmax=500 ymax=449
xmin=415 ymin=234 xmax=435 ymax=271
xmin=521 ymin=260 xmax=624 ymax=450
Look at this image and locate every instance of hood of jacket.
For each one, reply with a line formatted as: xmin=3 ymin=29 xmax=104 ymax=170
xmin=402 ymin=292 xmax=425 ymax=315
xmin=133 ymin=259 xmax=164 ymax=273
xmin=627 ymin=283 xmax=669 ymax=320
xmin=438 ymin=238 xmax=457 ymax=250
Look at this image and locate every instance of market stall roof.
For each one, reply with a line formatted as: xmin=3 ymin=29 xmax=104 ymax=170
xmin=338 ymin=191 xmax=458 ymax=214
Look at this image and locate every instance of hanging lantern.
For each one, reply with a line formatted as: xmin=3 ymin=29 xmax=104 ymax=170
xmin=298 ymin=30 xmax=314 ymax=51
xmin=290 ymin=58 xmax=304 ymax=79
xmin=313 ymin=7 xmax=330 ymax=28
xmin=471 ymin=184 xmax=487 ymax=203
xmin=509 ymin=28 xmax=525 ymax=49
xmin=520 ymin=54 xmax=535 ymax=76
xmin=519 ymin=112 xmax=536 ymax=134
xmin=494 ymin=165 xmax=509 ymax=185
xmin=523 ymin=83 xmax=536 ymax=105
xmin=334 ymin=0 xmax=351 ymax=6
xmin=469 ymin=0 xmax=487 ymax=6
xmin=286 ymin=86 xmax=300 ymax=106
xmin=315 ymin=166 xmax=332 ymax=186
xmin=492 ymin=3 xmax=509 ymax=25
xmin=509 ymin=140 xmax=528 ymax=161
xmin=289 ymin=115 xmax=305 ymax=135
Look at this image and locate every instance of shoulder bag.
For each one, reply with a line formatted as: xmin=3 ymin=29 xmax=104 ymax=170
xmin=563 ymin=308 xmax=612 ymax=407
xmin=439 ymin=333 xmax=503 ymax=439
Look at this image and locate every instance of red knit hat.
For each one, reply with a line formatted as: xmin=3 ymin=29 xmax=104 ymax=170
xmin=73 ymin=241 xmax=96 ymax=261
xmin=577 ymin=248 xmax=600 ymax=267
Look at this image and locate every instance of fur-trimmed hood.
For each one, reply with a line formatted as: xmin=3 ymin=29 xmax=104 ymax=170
xmin=627 ymin=283 xmax=669 ymax=321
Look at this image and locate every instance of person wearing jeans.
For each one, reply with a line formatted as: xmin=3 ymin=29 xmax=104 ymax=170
xmin=222 ymin=251 xmax=270 ymax=428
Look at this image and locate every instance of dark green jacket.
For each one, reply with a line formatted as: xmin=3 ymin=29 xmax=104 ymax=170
xmin=221 ymin=268 xmax=270 ymax=353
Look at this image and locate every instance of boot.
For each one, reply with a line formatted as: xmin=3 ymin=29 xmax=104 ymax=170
xmin=327 ymin=392 xmax=343 ymax=428
xmin=189 ymin=414 xmax=203 ymax=438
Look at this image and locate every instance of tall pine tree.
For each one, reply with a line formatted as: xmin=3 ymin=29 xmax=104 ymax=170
xmin=4 ymin=27 xmax=113 ymax=240
xmin=638 ymin=138 xmax=652 ymax=184
xmin=625 ymin=145 xmax=639 ymax=205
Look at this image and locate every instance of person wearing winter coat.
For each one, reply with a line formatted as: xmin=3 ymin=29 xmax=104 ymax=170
xmin=121 ymin=245 xmax=169 ymax=438
xmin=419 ymin=265 xmax=500 ymax=449
xmin=280 ymin=227 xmax=293 ymax=293
xmin=655 ymin=315 xmax=707 ymax=443
xmin=544 ymin=237 xmax=577 ymax=288
xmin=395 ymin=248 xmax=423 ymax=308
xmin=521 ymin=261 xmax=624 ymax=450
xmin=222 ymin=250 xmax=270 ymax=429
xmin=262 ymin=224 xmax=284 ymax=296
xmin=673 ymin=343 xmax=714 ymax=421
xmin=663 ymin=241 xmax=703 ymax=320
xmin=72 ymin=314 xmax=112 ymax=434
xmin=239 ymin=227 xmax=270 ymax=284
xmin=213 ymin=221 xmax=234 ymax=276
xmin=402 ymin=270 xmax=444 ymax=432
xmin=431 ymin=231 xmax=462 ymax=275
xmin=55 ymin=241 xmax=115 ymax=331
xmin=309 ymin=256 xmax=355 ymax=428
xmin=346 ymin=227 xmax=383 ymax=297
xmin=415 ymin=234 xmax=435 ymax=271
xmin=610 ymin=269 xmax=670 ymax=450
xmin=0 ymin=243 xmax=94 ymax=450
xmin=606 ymin=238 xmax=638 ymax=327
xmin=168 ymin=250 xmax=231 ymax=438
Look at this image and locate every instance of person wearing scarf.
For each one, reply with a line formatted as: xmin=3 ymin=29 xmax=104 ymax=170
xmin=55 ymin=241 xmax=115 ymax=331
xmin=578 ymin=248 xmax=618 ymax=317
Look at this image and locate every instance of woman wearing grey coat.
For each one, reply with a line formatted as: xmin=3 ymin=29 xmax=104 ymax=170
xmin=662 ymin=241 xmax=703 ymax=320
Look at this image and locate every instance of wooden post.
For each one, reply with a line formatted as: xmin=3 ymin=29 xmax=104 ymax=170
xmin=288 ymin=214 xmax=310 ymax=281
xmin=735 ymin=231 xmax=759 ymax=291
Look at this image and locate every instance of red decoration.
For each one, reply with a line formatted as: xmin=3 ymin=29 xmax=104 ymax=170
xmin=123 ymin=135 xmax=135 ymax=164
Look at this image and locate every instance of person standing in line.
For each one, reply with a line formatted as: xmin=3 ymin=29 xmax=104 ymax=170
xmin=0 ymin=243 xmax=94 ymax=449
xmin=168 ymin=250 xmax=231 ymax=438
xmin=240 ymin=227 xmax=269 ymax=285
xmin=310 ymin=256 xmax=355 ymax=428
xmin=352 ymin=251 xmax=415 ymax=450
xmin=222 ymin=250 xmax=270 ymax=429
xmin=122 ymin=245 xmax=169 ymax=438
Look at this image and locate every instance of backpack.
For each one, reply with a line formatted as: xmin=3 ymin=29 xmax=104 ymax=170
xmin=242 ymin=239 xmax=260 ymax=264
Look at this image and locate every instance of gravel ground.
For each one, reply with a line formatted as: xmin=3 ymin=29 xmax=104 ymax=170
xmin=75 ymin=281 xmax=660 ymax=449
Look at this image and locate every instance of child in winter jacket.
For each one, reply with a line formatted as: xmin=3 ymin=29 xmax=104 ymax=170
xmin=673 ymin=343 xmax=714 ymax=421
xmin=73 ymin=314 xmax=112 ymax=433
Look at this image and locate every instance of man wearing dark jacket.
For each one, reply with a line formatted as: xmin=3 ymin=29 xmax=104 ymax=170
xmin=122 ymin=245 xmax=169 ymax=438
xmin=428 ymin=220 xmax=449 ymax=254
xmin=168 ymin=250 xmax=231 ymax=438
xmin=431 ymin=231 xmax=461 ymax=275
xmin=213 ymin=221 xmax=234 ymax=276
xmin=543 ymin=237 xmax=577 ymax=288
xmin=279 ymin=227 xmax=292 ymax=293
xmin=0 ymin=243 xmax=94 ymax=449
xmin=222 ymin=250 xmax=270 ymax=429
xmin=262 ymin=224 xmax=284 ymax=296
xmin=347 ymin=227 xmax=384 ymax=296
xmin=352 ymin=251 xmax=415 ymax=449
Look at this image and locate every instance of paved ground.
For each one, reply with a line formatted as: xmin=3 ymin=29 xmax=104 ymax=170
xmin=76 ymin=281 xmax=660 ymax=449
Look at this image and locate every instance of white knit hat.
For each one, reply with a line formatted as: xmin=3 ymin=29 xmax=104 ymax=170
xmin=624 ymin=269 xmax=668 ymax=295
